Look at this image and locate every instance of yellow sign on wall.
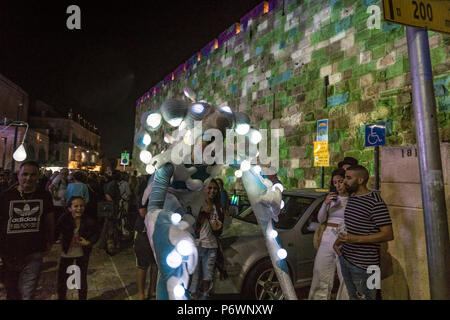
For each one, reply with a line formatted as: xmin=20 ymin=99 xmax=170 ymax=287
xmin=314 ymin=141 xmax=330 ymax=167
xmin=382 ymin=0 xmax=450 ymax=34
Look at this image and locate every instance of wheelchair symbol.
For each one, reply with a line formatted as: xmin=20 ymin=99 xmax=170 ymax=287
xmin=367 ymin=125 xmax=383 ymax=145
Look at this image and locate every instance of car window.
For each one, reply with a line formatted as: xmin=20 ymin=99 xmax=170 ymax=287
xmin=301 ymin=200 xmax=324 ymax=234
xmin=235 ymin=195 xmax=316 ymax=230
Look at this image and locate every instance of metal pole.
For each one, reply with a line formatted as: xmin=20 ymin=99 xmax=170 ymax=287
xmin=406 ymin=26 xmax=450 ymax=300
xmin=374 ymin=145 xmax=379 ymax=190
xmin=321 ymin=167 xmax=324 ymax=188
xmin=11 ymin=123 xmax=19 ymax=172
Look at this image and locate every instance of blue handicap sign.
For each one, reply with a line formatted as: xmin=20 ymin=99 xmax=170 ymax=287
xmin=317 ymin=119 xmax=328 ymax=141
xmin=365 ymin=123 xmax=386 ymax=147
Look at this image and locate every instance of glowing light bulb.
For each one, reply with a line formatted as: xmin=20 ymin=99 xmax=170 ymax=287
xmin=176 ymin=240 xmax=194 ymax=256
xmin=280 ymin=200 xmax=285 ymax=210
xmin=171 ymin=213 xmax=182 ymax=225
xmin=235 ymin=170 xmax=243 ymax=178
xmin=268 ymin=230 xmax=278 ymax=239
xmin=147 ymin=113 xmax=162 ymax=129
xmin=253 ymin=165 xmax=262 ymax=174
xmin=139 ymin=150 xmax=152 ymax=164
xmin=146 ymin=164 xmax=155 ymax=175
xmin=191 ymin=103 xmax=204 ymax=114
xmin=168 ymin=117 xmax=183 ymax=127
xmin=277 ymin=249 xmax=287 ymax=260
xmin=236 ymin=123 xmax=250 ymax=135
xmin=240 ymin=160 xmax=251 ymax=172
xmin=173 ymin=285 xmax=185 ymax=298
xmin=272 ymin=183 xmax=284 ymax=193
xmin=249 ymin=130 xmax=262 ymax=144
xmin=166 ymin=250 xmax=182 ymax=268
xmin=183 ymin=130 xmax=193 ymax=145
xmin=13 ymin=144 xmax=27 ymax=162
xmin=142 ymin=133 xmax=151 ymax=146
xmin=220 ymin=106 xmax=232 ymax=113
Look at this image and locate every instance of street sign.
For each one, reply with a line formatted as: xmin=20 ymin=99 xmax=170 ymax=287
xmin=120 ymin=152 xmax=130 ymax=166
xmin=365 ymin=123 xmax=386 ymax=147
xmin=317 ymin=119 xmax=328 ymax=142
xmin=382 ymin=0 xmax=450 ymax=34
xmin=314 ymin=141 xmax=330 ymax=167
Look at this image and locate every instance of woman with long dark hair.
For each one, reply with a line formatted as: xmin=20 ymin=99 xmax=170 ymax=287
xmin=309 ymin=168 xmax=349 ymax=300
xmin=189 ymin=179 xmax=224 ymax=300
xmin=56 ymin=196 xmax=99 ymax=300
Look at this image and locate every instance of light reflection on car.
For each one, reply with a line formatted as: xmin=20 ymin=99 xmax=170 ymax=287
xmin=213 ymin=189 xmax=327 ymax=300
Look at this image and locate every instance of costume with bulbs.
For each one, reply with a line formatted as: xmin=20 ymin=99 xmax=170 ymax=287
xmin=136 ymin=87 xmax=297 ymax=300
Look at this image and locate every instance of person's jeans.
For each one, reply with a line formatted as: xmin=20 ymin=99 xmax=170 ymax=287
xmin=339 ymin=255 xmax=377 ymax=300
xmin=2 ymin=252 xmax=43 ymax=300
xmin=189 ymin=247 xmax=217 ymax=299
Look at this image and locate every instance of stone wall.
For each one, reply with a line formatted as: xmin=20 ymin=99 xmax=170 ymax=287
xmin=380 ymin=143 xmax=449 ymax=300
xmin=133 ymin=0 xmax=449 ymax=189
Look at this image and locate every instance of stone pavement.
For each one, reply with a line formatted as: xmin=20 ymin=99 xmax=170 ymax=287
xmin=0 ymin=239 xmax=143 ymax=300
xmin=0 ymin=238 xmax=314 ymax=300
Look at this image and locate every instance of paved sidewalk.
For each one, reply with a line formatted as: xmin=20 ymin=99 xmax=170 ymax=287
xmin=0 ymin=239 xmax=143 ymax=300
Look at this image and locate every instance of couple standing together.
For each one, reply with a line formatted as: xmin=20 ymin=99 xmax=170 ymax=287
xmin=309 ymin=164 xmax=393 ymax=300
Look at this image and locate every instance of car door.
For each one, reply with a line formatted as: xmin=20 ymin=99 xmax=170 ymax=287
xmin=290 ymin=196 xmax=324 ymax=285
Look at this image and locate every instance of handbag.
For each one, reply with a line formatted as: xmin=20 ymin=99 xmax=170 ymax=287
xmin=313 ymin=223 xmax=327 ymax=250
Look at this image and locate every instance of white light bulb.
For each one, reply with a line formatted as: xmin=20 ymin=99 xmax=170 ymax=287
xmin=171 ymin=213 xmax=182 ymax=225
xmin=236 ymin=123 xmax=250 ymax=135
xmin=250 ymin=130 xmax=262 ymax=144
xmin=145 ymin=164 xmax=155 ymax=175
xmin=253 ymin=165 xmax=262 ymax=174
xmin=139 ymin=150 xmax=152 ymax=164
xmin=220 ymin=106 xmax=232 ymax=113
xmin=240 ymin=160 xmax=251 ymax=172
xmin=191 ymin=103 xmax=205 ymax=114
xmin=235 ymin=170 xmax=243 ymax=178
xmin=280 ymin=200 xmax=285 ymax=210
xmin=272 ymin=183 xmax=284 ymax=193
xmin=147 ymin=113 xmax=162 ymax=129
xmin=277 ymin=249 xmax=287 ymax=260
xmin=176 ymin=240 xmax=194 ymax=256
xmin=268 ymin=230 xmax=278 ymax=239
xmin=142 ymin=133 xmax=151 ymax=146
xmin=168 ymin=117 xmax=183 ymax=127
xmin=13 ymin=144 xmax=27 ymax=162
xmin=173 ymin=285 xmax=185 ymax=298
xmin=183 ymin=130 xmax=193 ymax=145
xmin=166 ymin=250 xmax=182 ymax=268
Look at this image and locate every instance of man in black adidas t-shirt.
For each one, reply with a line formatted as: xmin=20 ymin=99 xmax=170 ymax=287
xmin=0 ymin=161 xmax=55 ymax=300
xmin=333 ymin=165 xmax=393 ymax=300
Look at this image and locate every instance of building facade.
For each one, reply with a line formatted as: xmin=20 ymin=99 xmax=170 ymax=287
xmin=0 ymin=74 xmax=50 ymax=171
xmin=29 ymin=100 xmax=102 ymax=170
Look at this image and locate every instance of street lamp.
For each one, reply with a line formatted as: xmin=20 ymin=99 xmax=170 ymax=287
xmin=0 ymin=120 xmax=29 ymax=165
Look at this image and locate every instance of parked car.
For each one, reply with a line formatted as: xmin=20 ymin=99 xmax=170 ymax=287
xmin=213 ymin=189 xmax=327 ymax=300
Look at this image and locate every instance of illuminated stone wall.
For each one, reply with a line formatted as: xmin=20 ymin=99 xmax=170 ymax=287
xmin=134 ymin=0 xmax=449 ymax=188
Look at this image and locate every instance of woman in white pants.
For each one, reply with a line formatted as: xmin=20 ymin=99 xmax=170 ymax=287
xmin=309 ymin=168 xmax=349 ymax=300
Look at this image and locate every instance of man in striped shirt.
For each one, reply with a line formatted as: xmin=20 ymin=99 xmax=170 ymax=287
xmin=333 ymin=165 xmax=393 ymax=300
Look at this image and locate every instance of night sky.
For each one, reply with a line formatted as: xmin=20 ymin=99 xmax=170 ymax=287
xmin=0 ymin=0 xmax=262 ymax=158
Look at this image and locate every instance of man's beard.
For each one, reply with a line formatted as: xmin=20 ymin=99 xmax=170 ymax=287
xmin=345 ymin=183 xmax=358 ymax=194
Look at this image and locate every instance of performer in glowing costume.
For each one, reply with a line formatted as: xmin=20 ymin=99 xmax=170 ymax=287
xmin=135 ymin=87 xmax=297 ymax=300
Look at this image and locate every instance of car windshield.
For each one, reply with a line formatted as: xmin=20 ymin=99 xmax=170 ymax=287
xmin=235 ymin=195 xmax=316 ymax=229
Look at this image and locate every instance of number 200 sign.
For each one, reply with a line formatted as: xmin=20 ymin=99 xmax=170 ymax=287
xmin=383 ymin=0 xmax=450 ymax=34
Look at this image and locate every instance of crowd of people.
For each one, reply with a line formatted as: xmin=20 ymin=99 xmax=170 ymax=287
xmin=0 ymin=162 xmax=151 ymax=300
xmin=0 ymin=155 xmax=393 ymax=301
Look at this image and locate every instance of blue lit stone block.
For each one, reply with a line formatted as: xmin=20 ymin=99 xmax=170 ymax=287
xmin=327 ymin=92 xmax=349 ymax=107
